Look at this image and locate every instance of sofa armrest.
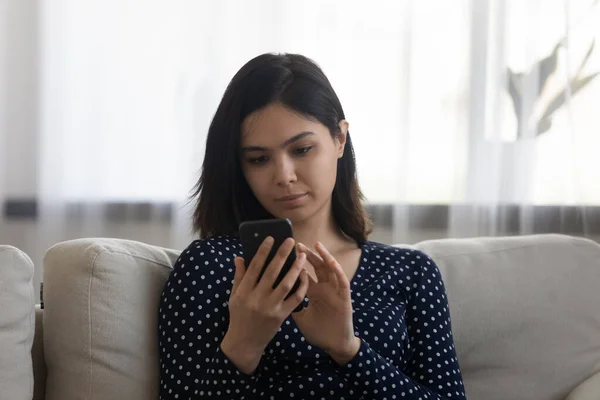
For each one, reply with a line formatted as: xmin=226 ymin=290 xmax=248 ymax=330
xmin=0 ymin=245 xmax=35 ymax=400
xmin=32 ymin=305 xmax=46 ymax=400
xmin=566 ymin=372 xmax=600 ymax=400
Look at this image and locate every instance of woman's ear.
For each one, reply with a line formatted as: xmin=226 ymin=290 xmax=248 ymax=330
xmin=336 ymin=120 xmax=349 ymax=158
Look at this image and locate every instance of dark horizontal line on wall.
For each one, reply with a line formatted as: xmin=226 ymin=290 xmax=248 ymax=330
xmin=3 ymin=199 xmax=38 ymax=219
xmin=365 ymin=203 xmax=600 ymax=234
xmin=64 ymin=201 xmax=173 ymax=222
xmin=3 ymin=198 xmax=599 ymax=234
xmin=3 ymin=198 xmax=172 ymax=223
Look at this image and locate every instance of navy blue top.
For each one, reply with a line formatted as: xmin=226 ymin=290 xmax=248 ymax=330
xmin=158 ymin=235 xmax=467 ymax=399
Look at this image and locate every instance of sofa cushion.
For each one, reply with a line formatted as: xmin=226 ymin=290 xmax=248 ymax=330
xmin=0 ymin=245 xmax=35 ymax=400
xmin=566 ymin=371 xmax=600 ymax=400
xmin=414 ymin=234 xmax=600 ymax=400
xmin=42 ymin=238 xmax=180 ymax=400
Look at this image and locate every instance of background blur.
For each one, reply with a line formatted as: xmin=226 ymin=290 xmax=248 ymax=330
xmin=1 ymin=0 xmax=600 ymax=301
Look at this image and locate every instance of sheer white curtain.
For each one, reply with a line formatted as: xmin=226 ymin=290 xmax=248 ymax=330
xmin=36 ymin=0 xmax=600 ymax=249
xmin=391 ymin=0 xmax=600 ymax=242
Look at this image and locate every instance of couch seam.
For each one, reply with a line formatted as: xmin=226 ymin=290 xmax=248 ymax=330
xmin=88 ymin=249 xmax=102 ymax=400
xmin=98 ymin=248 xmax=175 ymax=269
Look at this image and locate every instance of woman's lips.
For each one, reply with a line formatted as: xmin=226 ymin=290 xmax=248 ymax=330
xmin=276 ymin=193 xmax=307 ymax=207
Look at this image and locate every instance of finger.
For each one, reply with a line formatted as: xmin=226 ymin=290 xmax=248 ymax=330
xmin=315 ymin=241 xmax=351 ymax=290
xmin=256 ymin=238 xmax=295 ymax=292
xmin=238 ymin=236 xmax=274 ymax=294
xmin=283 ymin=267 xmax=310 ymax=314
xmin=288 ymin=250 xmax=319 ymax=299
xmin=313 ymin=242 xmax=339 ymax=286
xmin=231 ymin=257 xmax=245 ymax=295
xmin=297 ymin=243 xmax=328 ymax=282
xmin=332 ymin=261 xmax=351 ymax=291
xmin=270 ymin=251 xmax=305 ymax=302
xmin=323 ymin=242 xmax=352 ymax=291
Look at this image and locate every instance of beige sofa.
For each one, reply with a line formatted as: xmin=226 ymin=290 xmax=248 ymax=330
xmin=0 ymin=245 xmax=36 ymax=400
xmin=2 ymin=234 xmax=600 ymax=400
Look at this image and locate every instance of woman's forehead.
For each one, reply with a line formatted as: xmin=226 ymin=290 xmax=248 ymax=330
xmin=241 ymin=104 xmax=327 ymax=144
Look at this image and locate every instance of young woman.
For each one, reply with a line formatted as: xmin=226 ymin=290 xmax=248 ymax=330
xmin=158 ymin=53 xmax=466 ymax=400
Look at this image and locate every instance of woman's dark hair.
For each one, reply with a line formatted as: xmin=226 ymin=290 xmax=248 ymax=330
xmin=191 ymin=53 xmax=372 ymax=243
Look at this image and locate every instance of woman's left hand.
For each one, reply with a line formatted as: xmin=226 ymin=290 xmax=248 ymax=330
xmin=292 ymin=242 xmax=361 ymax=365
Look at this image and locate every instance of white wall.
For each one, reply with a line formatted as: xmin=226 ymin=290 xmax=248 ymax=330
xmin=1 ymin=0 xmax=40 ymax=301
xmin=0 ymin=0 xmax=6 ymax=191
xmin=1 ymin=0 xmax=38 ymax=198
xmin=0 ymin=1 xmax=5 ymax=191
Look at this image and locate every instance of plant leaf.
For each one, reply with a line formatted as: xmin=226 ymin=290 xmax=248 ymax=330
xmin=536 ymin=117 xmax=553 ymax=136
xmin=539 ymin=72 xmax=600 ymax=121
xmin=575 ymin=40 xmax=595 ymax=77
xmin=537 ymin=43 xmax=561 ymax=94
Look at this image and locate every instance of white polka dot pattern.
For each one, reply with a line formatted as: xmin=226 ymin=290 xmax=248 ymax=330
xmin=158 ymin=236 xmax=466 ymax=399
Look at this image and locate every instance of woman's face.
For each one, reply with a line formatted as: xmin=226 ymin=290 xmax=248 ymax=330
xmin=240 ymin=103 xmax=347 ymax=224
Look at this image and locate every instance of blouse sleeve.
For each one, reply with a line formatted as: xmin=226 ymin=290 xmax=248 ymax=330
xmin=158 ymin=240 xmax=261 ymax=399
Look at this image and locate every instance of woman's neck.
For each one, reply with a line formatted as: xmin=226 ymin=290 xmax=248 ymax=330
xmin=291 ymin=200 xmax=355 ymax=254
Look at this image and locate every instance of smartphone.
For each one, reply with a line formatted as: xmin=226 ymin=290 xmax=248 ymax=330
xmin=239 ymin=218 xmax=303 ymax=312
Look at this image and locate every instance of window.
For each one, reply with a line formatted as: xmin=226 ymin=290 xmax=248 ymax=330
xmin=40 ymin=0 xmax=600 ymax=205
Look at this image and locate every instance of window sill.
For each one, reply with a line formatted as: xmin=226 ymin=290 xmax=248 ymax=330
xmin=3 ymin=198 xmax=599 ymax=235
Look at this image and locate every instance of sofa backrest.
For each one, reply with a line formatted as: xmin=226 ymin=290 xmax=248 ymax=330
xmin=415 ymin=234 xmax=600 ymax=400
xmin=42 ymin=238 xmax=179 ymax=400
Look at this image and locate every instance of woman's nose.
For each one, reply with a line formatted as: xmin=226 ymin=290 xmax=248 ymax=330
xmin=273 ymin=157 xmax=297 ymax=186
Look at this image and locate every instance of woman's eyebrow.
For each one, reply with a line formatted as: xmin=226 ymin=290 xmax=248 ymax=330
xmin=241 ymin=131 xmax=314 ymax=153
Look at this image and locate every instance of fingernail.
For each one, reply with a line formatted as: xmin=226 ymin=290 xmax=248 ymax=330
xmin=299 ymin=253 xmax=306 ymax=262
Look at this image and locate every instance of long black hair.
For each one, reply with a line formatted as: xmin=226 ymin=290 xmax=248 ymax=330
xmin=191 ymin=53 xmax=372 ymax=243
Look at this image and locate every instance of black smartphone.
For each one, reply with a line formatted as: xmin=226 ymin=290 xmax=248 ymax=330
xmin=239 ymin=218 xmax=303 ymax=312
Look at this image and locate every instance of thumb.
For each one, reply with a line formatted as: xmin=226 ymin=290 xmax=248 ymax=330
xmin=231 ymin=257 xmax=245 ymax=295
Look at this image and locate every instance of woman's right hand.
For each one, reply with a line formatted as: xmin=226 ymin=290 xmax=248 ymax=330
xmin=220 ymin=236 xmax=309 ymax=375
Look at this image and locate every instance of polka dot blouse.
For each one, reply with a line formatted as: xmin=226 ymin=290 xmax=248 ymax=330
xmin=158 ymin=236 xmax=467 ymax=399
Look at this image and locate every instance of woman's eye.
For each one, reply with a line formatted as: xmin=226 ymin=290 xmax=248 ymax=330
xmin=247 ymin=156 xmax=268 ymax=165
xmin=294 ymin=146 xmax=312 ymax=156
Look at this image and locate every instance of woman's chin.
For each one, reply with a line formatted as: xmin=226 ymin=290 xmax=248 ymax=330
xmin=271 ymin=207 xmax=310 ymax=224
